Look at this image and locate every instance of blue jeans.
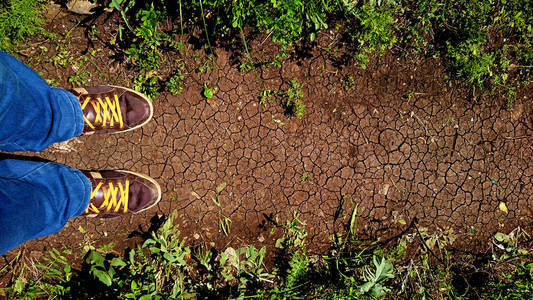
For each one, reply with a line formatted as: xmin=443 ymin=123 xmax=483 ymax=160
xmin=0 ymin=50 xmax=91 ymax=255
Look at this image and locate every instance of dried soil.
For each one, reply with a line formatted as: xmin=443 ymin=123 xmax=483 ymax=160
xmin=1 ymin=8 xmax=532 ymax=272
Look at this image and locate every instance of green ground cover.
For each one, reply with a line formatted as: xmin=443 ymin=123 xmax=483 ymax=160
xmin=2 ymin=0 xmax=531 ymax=106
xmin=1 ymin=210 xmax=531 ymax=299
xmin=107 ymin=0 xmax=533 ymax=107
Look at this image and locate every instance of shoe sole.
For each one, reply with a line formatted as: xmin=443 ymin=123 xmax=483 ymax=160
xmin=108 ymin=85 xmax=154 ymax=134
xmin=84 ymin=170 xmax=162 ymax=218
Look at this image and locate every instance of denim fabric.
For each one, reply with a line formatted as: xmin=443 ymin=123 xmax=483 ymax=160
xmin=0 ymin=51 xmax=91 ymax=255
xmin=0 ymin=50 xmax=84 ymax=152
xmin=0 ymin=159 xmax=91 ymax=255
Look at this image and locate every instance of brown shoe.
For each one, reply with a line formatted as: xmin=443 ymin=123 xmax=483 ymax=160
xmin=82 ymin=170 xmax=161 ymax=218
xmin=70 ymin=85 xmax=153 ymax=135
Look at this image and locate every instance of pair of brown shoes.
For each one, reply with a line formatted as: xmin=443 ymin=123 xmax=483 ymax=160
xmin=71 ymin=86 xmax=161 ymax=218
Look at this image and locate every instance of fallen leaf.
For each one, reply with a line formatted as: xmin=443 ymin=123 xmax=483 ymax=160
xmin=67 ymin=0 xmax=98 ymax=15
xmin=498 ymin=202 xmax=508 ymax=214
xmin=494 ymin=232 xmax=507 ymax=242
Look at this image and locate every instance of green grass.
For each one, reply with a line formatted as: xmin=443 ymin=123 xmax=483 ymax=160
xmin=5 ymin=0 xmax=530 ymax=105
xmin=0 ymin=0 xmax=46 ymax=52
xmin=136 ymin=0 xmax=531 ymax=105
xmin=400 ymin=0 xmax=533 ymax=107
xmin=2 ymin=209 xmax=530 ymax=299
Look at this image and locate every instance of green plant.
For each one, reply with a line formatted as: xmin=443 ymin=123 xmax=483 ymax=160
xmin=343 ymin=75 xmax=357 ymax=91
xmin=275 ymin=212 xmax=307 ymax=250
xmin=203 ymin=82 xmax=216 ymax=98
xmin=68 ymin=56 xmax=91 ymax=86
xmin=1 ymin=249 xmax=73 ymax=298
xmin=197 ymin=54 xmax=216 ymax=73
xmin=133 ymin=72 xmax=161 ymax=99
xmin=221 ymin=245 xmax=274 ymax=293
xmin=142 ymin=212 xmax=192 ymax=296
xmin=286 ymin=78 xmax=304 ymax=101
xmin=284 ymin=250 xmax=310 ymax=289
xmin=0 ymin=0 xmax=46 ymax=52
xmin=210 ymin=182 xmax=232 ymax=236
xmin=94 ymin=0 xmax=531 ymax=107
xmin=492 ymin=228 xmax=530 ymax=261
xmin=219 ymin=216 xmax=232 ymax=236
xmin=165 ymin=64 xmax=185 ymax=95
xmin=343 ymin=1 xmax=398 ymax=69
xmin=254 ymin=0 xmax=332 ymax=46
xmin=484 ymin=261 xmax=533 ymax=299
xmin=269 ymin=46 xmax=290 ymax=67
xmin=300 ymin=172 xmax=310 ymax=183
xmin=85 ymin=250 xmax=123 ymax=287
xmin=198 ymin=0 xmax=214 ymax=56
xmin=447 ymin=39 xmax=496 ymax=87
xmin=125 ymin=7 xmax=165 ymax=71
xmin=260 ymin=79 xmax=306 ymax=119
xmin=401 ymin=0 xmax=533 ymax=105
xmin=68 ymin=69 xmax=91 ymax=86
xmin=3 ymin=203 xmax=530 ymax=300
xmin=260 ymin=89 xmax=274 ymax=108
xmin=238 ymin=61 xmax=253 ymax=72
xmin=286 ymin=78 xmax=306 ymax=119
xmin=359 ymin=255 xmax=395 ymax=297
xmin=81 ymin=211 xmax=194 ymax=298
xmin=50 ymin=50 xmax=75 ymax=68
xmin=108 ymin=0 xmax=134 ymax=32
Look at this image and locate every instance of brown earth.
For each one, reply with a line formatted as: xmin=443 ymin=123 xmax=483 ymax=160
xmin=1 ymin=6 xmax=532 ymax=273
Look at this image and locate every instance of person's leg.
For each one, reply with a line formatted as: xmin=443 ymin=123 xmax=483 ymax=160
xmin=0 ymin=50 xmax=84 ymax=152
xmin=0 ymin=158 xmax=162 ymax=255
xmin=0 ymin=51 xmax=161 ymax=255
xmin=0 ymin=159 xmax=91 ymax=255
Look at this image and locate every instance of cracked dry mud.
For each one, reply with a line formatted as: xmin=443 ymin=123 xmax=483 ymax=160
xmin=6 ymin=47 xmax=533 ymax=260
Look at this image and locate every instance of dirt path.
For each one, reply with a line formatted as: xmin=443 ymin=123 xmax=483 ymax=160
xmin=0 ymin=5 xmax=531 ymax=262
xmin=4 ymin=43 xmax=526 ymax=260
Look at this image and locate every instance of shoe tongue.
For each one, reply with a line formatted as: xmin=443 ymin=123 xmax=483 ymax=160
xmin=82 ymin=86 xmax=135 ymax=128
xmin=128 ymin=181 xmax=154 ymax=212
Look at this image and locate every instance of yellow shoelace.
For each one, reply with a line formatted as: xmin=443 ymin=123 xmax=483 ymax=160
xmin=81 ymin=94 xmax=124 ymax=129
xmin=85 ymin=180 xmax=130 ymax=214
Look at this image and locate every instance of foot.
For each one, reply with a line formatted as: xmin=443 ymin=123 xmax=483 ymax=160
xmin=70 ymin=86 xmax=153 ymax=135
xmin=82 ymin=170 xmax=161 ymax=218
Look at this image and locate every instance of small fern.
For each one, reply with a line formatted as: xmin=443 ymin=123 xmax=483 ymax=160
xmin=285 ymin=250 xmax=309 ymax=289
xmin=0 ymin=0 xmax=46 ymax=52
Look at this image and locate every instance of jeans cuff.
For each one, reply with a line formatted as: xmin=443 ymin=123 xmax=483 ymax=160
xmin=71 ymin=169 xmax=92 ymax=217
xmin=51 ymin=87 xmax=84 ymax=137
